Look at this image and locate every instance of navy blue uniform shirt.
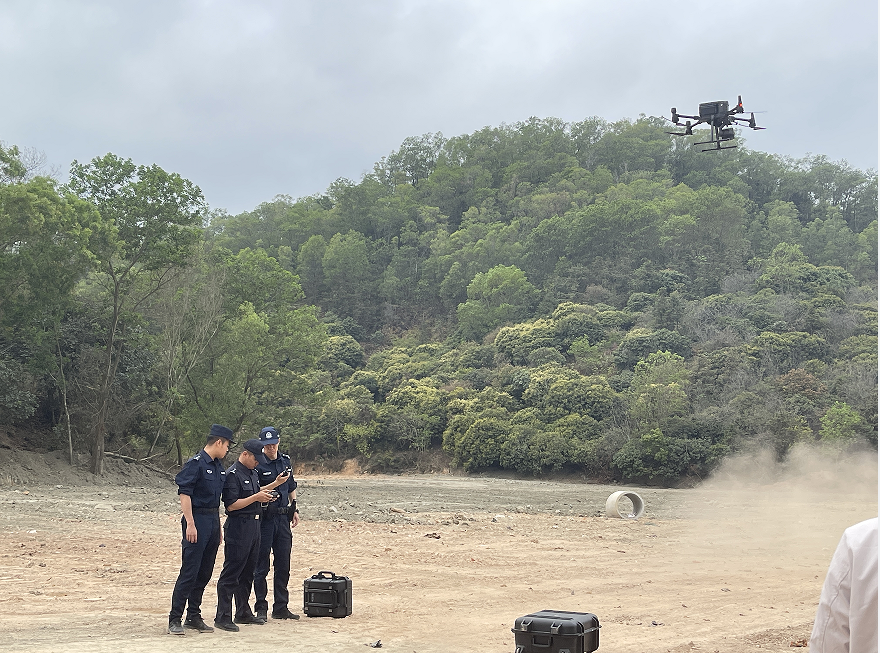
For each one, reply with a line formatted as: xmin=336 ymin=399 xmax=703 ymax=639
xmin=175 ymin=449 xmax=226 ymax=511
xmin=256 ymin=453 xmax=297 ymax=508
xmin=222 ymin=460 xmax=262 ymax=516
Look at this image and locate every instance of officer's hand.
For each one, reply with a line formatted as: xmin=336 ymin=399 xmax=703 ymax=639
xmin=274 ymin=470 xmax=290 ymax=484
xmin=186 ymin=522 xmax=198 ymax=543
xmin=291 ymin=511 xmax=300 ymax=528
xmin=254 ymin=490 xmax=275 ymax=503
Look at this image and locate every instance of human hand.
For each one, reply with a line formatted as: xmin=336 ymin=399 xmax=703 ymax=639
xmin=254 ymin=490 xmax=275 ymax=503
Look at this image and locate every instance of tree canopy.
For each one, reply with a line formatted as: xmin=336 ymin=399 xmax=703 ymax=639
xmin=1 ymin=116 xmax=876 ymax=483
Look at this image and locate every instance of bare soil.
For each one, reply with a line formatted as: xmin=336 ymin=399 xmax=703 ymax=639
xmin=0 ymin=446 xmax=875 ymax=653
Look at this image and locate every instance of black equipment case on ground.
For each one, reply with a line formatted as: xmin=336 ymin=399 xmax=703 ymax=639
xmin=303 ymin=570 xmax=352 ymax=618
xmin=512 ymin=610 xmax=600 ymax=653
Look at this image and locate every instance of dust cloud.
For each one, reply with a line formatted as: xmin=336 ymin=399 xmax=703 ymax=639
xmin=677 ymin=444 xmax=878 ymax=577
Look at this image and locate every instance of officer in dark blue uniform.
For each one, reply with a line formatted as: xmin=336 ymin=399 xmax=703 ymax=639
xmin=253 ymin=426 xmax=299 ymax=620
xmin=168 ymin=424 xmax=234 ymax=636
xmin=214 ymin=439 xmax=283 ymax=632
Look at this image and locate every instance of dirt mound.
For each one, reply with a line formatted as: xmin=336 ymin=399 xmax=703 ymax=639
xmin=0 ymin=447 xmax=171 ymax=489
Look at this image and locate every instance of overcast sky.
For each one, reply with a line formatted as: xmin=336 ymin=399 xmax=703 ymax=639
xmin=1 ymin=1 xmax=876 ymax=215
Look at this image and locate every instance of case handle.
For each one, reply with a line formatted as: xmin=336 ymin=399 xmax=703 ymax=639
xmin=531 ymin=635 xmax=552 ymax=648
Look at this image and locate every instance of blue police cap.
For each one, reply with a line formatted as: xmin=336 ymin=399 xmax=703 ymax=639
xmin=208 ymin=423 xmax=236 ymax=445
xmin=259 ymin=426 xmax=280 ymax=445
xmin=243 ymin=438 xmax=269 ymax=464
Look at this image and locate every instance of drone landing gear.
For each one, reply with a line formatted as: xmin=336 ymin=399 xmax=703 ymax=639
xmin=700 ymin=144 xmax=737 ymax=152
xmin=694 ymin=136 xmax=737 ymax=152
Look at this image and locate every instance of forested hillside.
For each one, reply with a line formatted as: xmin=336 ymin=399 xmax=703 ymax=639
xmin=2 ymin=116 xmax=877 ymax=483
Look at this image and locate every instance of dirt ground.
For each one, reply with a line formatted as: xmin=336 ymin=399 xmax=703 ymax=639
xmin=0 ymin=445 xmax=875 ymax=653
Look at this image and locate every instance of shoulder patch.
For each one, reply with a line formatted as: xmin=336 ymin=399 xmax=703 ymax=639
xmin=229 ymin=468 xmax=237 ymax=474
xmin=281 ymin=453 xmax=290 ymax=459
xmin=192 ymin=454 xmax=201 ymax=461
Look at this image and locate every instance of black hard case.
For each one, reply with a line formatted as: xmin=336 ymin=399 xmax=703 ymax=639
xmin=512 ymin=610 xmax=600 ymax=653
xmin=303 ymin=570 xmax=352 ymax=618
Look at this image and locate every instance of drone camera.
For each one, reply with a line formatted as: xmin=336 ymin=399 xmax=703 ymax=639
xmin=720 ymin=127 xmax=735 ymax=141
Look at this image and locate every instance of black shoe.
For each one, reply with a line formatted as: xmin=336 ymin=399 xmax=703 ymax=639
xmin=168 ymin=620 xmax=185 ymax=635
xmin=234 ymin=614 xmax=266 ymax=625
xmin=184 ymin=617 xmax=214 ymax=633
xmin=214 ymin=621 xmax=240 ymax=632
xmin=256 ymin=610 xmax=268 ymax=621
xmin=271 ymin=608 xmax=301 ymax=620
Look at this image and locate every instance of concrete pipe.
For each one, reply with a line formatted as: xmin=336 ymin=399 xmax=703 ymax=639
xmin=605 ymin=490 xmax=645 ymax=519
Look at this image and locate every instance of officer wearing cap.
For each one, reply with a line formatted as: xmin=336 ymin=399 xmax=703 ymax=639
xmin=168 ymin=424 xmax=235 ymax=636
xmin=253 ymin=426 xmax=300 ymax=621
xmin=214 ymin=439 xmax=288 ymax=631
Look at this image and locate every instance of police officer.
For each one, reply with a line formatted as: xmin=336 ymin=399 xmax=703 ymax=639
xmin=214 ymin=439 xmax=288 ymax=631
xmin=253 ymin=426 xmax=299 ymax=621
xmin=168 ymin=424 xmax=234 ymax=636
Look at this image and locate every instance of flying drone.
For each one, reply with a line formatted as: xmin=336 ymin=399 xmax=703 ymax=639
xmin=667 ymin=96 xmax=765 ymax=152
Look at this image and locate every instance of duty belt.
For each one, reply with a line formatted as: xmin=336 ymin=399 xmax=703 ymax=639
xmin=265 ymin=505 xmax=290 ymax=515
xmin=192 ymin=508 xmax=219 ymax=515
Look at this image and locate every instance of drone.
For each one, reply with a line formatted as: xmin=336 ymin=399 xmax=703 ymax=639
xmin=667 ymin=96 xmax=765 ymax=151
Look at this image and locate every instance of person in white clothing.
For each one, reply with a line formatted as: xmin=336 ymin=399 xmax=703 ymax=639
xmin=810 ymin=517 xmax=878 ymax=653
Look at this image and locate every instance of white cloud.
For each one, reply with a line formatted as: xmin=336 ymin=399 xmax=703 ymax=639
xmin=1 ymin=0 xmax=876 ymax=213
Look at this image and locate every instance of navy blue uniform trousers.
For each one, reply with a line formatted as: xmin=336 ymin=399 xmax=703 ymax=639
xmin=169 ymin=512 xmax=221 ymax=622
xmin=215 ymin=515 xmax=261 ymax=623
xmin=253 ymin=513 xmax=292 ymax=613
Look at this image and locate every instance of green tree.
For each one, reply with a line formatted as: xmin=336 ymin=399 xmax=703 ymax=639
xmin=67 ymin=154 xmax=205 ymax=474
xmin=494 ymin=319 xmax=558 ymax=364
xmin=630 ymin=351 xmax=690 ymax=428
xmin=457 ymin=265 xmax=539 ymax=340
xmin=613 ymin=328 xmax=692 ymax=369
xmin=542 ymin=375 xmax=615 ymax=421
xmin=322 ymin=230 xmax=377 ymax=331
xmin=0 ymin=169 xmax=103 ymax=439
xmin=322 ymin=335 xmax=365 ymax=370
xmin=296 ymin=234 xmax=327 ymax=300
xmin=143 ymin=251 xmax=225 ymax=459
xmin=179 ymin=250 xmax=324 ymax=447
xmin=755 ymin=243 xmax=815 ymax=295
xmin=764 ymin=201 xmax=801 ymax=248
xmin=820 ymin=401 xmax=868 ymax=444
xmin=746 ymin=331 xmax=830 ymax=371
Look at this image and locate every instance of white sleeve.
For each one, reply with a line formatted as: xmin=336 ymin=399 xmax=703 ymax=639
xmin=811 ymin=518 xmax=878 ymax=653
xmin=810 ymin=533 xmax=853 ymax=653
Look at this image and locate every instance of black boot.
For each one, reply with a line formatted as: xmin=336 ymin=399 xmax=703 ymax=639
xmin=184 ymin=616 xmax=215 ymax=633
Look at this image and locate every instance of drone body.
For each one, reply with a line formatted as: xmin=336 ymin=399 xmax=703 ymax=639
xmin=668 ymin=96 xmax=765 ymax=152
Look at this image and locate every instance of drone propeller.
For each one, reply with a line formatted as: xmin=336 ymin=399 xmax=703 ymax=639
xmin=747 ymin=113 xmax=766 ymax=130
xmin=665 ymin=119 xmax=694 ymax=136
